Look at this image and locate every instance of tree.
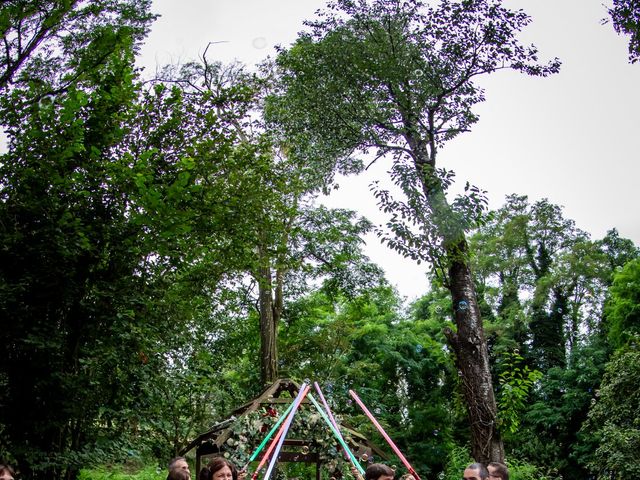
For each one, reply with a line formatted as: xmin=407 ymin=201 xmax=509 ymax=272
xmin=0 ymin=19 xmax=278 ymax=478
xmin=0 ymin=0 xmax=154 ymax=100
xmin=269 ymin=0 xmax=559 ymax=463
xmin=470 ymin=196 xmax=613 ymax=370
xmin=607 ymin=0 xmax=640 ymax=63
xmin=597 ymin=228 xmax=639 ymax=283
xmin=279 ymin=284 xmax=456 ymax=476
xmin=0 ymin=43 xmax=153 ymax=478
xmin=604 ymin=258 xmax=640 ymax=349
xmin=581 ymin=344 xmax=640 ymax=478
xmin=468 ymin=197 xmax=637 ymax=480
xmin=156 ymin=55 xmax=385 ymax=384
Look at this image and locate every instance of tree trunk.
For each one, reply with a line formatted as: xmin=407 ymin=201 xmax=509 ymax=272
xmin=407 ymin=133 xmax=504 ymax=462
xmin=444 ymin=240 xmax=504 ymax=463
xmin=258 ymin=263 xmax=278 ymax=384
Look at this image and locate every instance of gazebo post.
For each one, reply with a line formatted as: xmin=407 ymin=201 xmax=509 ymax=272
xmin=316 ymin=459 xmax=321 ymax=480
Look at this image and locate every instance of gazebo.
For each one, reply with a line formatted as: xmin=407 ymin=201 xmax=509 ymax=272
xmin=181 ymin=378 xmax=386 ymax=479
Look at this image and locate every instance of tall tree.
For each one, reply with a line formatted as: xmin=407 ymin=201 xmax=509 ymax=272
xmin=0 ymin=45 xmax=150 ymax=479
xmin=156 ymin=54 xmax=385 ymax=384
xmin=469 ymin=197 xmax=637 ymax=480
xmin=268 ymin=0 xmax=559 ymax=463
xmin=0 ymin=18 xmax=276 ymax=478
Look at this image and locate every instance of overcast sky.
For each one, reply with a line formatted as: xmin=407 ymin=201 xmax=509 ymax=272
xmin=137 ymin=0 xmax=640 ymax=301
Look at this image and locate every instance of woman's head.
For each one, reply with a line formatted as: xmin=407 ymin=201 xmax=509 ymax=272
xmin=0 ymin=464 xmax=15 ymax=480
xmin=365 ymin=464 xmax=395 ymax=480
xmin=207 ymin=457 xmax=234 ymax=480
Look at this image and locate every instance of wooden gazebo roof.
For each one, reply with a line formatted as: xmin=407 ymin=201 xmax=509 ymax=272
xmin=181 ymin=378 xmax=386 ymax=477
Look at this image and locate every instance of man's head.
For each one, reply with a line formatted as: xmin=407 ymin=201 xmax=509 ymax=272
xmin=167 ymin=468 xmax=191 ymax=480
xmin=487 ymin=462 xmax=508 ymax=480
xmin=169 ymin=457 xmax=190 ymax=475
xmin=365 ymin=463 xmax=395 ymax=480
xmin=463 ymin=463 xmax=488 ymax=480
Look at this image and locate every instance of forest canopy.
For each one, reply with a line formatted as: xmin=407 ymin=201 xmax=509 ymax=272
xmin=1 ymin=1 xmax=639 ymax=480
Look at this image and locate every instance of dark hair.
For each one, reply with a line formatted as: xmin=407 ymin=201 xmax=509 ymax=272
xmin=207 ymin=457 xmax=234 ymax=480
xmin=466 ymin=463 xmax=489 ymax=480
xmin=488 ymin=462 xmax=509 ymax=480
xmin=199 ymin=467 xmax=211 ymax=480
xmin=167 ymin=469 xmax=191 ymax=480
xmin=169 ymin=457 xmax=188 ymax=470
xmin=0 ymin=465 xmax=16 ymax=479
xmin=365 ymin=463 xmax=395 ymax=480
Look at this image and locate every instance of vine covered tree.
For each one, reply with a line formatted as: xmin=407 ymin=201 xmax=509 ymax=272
xmin=268 ymin=0 xmax=560 ymax=463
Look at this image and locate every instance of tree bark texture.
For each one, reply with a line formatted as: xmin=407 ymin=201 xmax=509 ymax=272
xmin=258 ymin=264 xmax=278 ymax=384
xmin=445 ymin=240 xmax=504 ymax=463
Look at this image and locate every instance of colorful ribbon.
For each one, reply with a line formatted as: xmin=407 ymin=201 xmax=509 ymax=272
xmin=246 ymin=400 xmax=296 ymax=465
xmin=311 ymin=383 xmax=364 ymax=474
xmin=261 ymin=384 xmax=311 ymax=480
xmin=349 ymin=389 xmax=421 ymax=480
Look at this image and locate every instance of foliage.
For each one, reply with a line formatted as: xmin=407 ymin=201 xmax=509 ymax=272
xmin=0 ymin=0 xmax=155 ymax=94
xmin=270 ymin=0 xmax=562 ymax=463
xmin=467 ymin=196 xmax=635 ymax=480
xmin=512 ymin=340 xmax=609 ymax=480
xmin=581 ymin=344 xmax=640 ymax=479
xmin=269 ymin=0 xmax=560 ymax=274
xmin=1 ymin=0 xmax=639 ymax=477
xmin=470 ymin=195 xmax=615 ymax=370
xmin=278 ymin=285 xmax=456 ymax=476
xmin=0 ymin=8 xmax=279 ymax=477
xmin=442 ymin=445 xmax=557 ymax=480
xmin=604 ymin=258 xmax=640 ymax=348
xmin=607 ymin=0 xmax=640 ymax=63
xmin=78 ymin=465 xmax=164 ymax=480
xmin=442 ymin=445 xmax=473 ymax=480
xmin=496 ymin=351 xmax=542 ymax=436
xmin=504 ymin=458 xmax=557 ymax=480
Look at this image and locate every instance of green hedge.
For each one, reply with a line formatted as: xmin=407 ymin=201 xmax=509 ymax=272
xmin=78 ymin=465 xmax=165 ymax=480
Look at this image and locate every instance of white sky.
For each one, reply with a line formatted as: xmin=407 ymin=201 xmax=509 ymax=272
xmin=138 ymin=0 xmax=640 ymax=301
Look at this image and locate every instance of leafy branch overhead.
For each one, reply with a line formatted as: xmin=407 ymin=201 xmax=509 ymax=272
xmin=268 ymin=0 xmax=560 ymax=273
xmin=607 ymin=0 xmax=640 ymax=63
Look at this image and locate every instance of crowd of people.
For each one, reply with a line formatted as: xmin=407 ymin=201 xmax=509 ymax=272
xmin=168 ymin=456 xmax=247 ymax=480
xmin=166 ymin=455 xmax=510 ymax=480
xmin=463 ymin=462 xmax=509 ymax=480
xmin=0 ymin=455 xmax=509 ymax=480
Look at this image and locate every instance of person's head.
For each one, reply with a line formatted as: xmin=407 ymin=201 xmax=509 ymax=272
xmin=400 ymin=475 xmax=415 ymax=480
xmin=463 ymin=463 xmax=489 ymax=480
xmin=365 ymin=463 xmax=395 ymax=480
xmin=207 ymin=457 xmax=234 ymax=480
xmin=169 ymin=457 xmax=190 ymax=474
xmin=167 ymin=468 xmax=191 ymax=480
xmin=487 ymin=463 xmax=508 ymax=480
xmin=0 ymin=464 xmax=15 ymax=480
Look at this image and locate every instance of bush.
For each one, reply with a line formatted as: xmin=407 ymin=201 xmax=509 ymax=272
xmin=78 ymin=465 xmax=165 ymax=480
